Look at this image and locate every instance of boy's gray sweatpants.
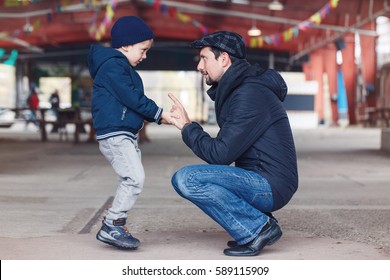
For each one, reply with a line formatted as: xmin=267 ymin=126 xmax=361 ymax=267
xmin=98 ymin=135 xmax=144 ymax=226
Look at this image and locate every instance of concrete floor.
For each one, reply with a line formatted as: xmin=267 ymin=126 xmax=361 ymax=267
xmin=0 ymin=122 xmax=390 ymax=260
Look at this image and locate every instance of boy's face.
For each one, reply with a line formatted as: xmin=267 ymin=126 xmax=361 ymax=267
xmin=122 ymin=39 xmax=153 ymax=67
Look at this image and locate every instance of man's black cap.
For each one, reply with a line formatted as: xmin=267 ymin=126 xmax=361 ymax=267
xmin=190 ymin=31 xmax=246 ymax=59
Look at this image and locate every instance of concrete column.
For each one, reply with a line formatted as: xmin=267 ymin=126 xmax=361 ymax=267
xmin=323 ymin=45 xmax=338 ymax=125
xmin=340 ymin=34 xmax=357 ymax=124
xmin=303 ymin=49 xmax=325 ymax=124
xmin=360 ymin=21 xmax=377 ymax=108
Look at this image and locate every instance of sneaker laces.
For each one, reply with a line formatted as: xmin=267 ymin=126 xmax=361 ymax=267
xmin=120 ymin=226 xmax=134 ymax=237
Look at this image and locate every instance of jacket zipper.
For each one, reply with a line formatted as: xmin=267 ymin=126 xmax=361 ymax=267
xmin=121 ymin=107 xmax=127 ymax=120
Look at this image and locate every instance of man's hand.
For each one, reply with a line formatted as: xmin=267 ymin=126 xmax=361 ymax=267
xmin=168 ymin=93 xmax=191 ymax=130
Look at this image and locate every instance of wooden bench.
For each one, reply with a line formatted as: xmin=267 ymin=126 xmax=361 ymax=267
xmin=362 ymin=107 xmax=390 ymax=128
xmin=39 ymin=108 xmax=95 ymax=143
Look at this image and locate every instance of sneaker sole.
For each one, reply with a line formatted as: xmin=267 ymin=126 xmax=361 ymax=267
xmin=96 ymin=232 xmax=139 ymax=250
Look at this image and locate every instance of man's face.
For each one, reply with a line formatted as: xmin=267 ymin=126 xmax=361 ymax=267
xmin=197 ymin=47 xmax=225 ymax=85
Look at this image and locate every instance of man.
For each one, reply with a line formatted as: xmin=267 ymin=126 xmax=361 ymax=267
xmin=169 ymin=31 xmax=298 ymax=257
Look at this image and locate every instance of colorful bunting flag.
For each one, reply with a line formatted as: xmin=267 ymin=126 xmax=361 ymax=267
xmin=3 ymin=49 xmax=18 ymax=66
xmin=88 ymin=0 xmax=118 ymax=41
xmin=4 ymin=0 xmax=42 ymax=7
xmin=141 ymin=0 xmax=340 ymax=48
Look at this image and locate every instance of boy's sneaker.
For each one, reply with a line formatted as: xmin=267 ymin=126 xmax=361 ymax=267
xmin=96 ymin=221 xmax=140 ymax=250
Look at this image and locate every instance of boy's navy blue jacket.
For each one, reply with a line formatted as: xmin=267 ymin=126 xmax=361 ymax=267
xmin=181 ymin=59 xmax=298 ymax=211
xmin=88 ymin=44 xmax=162 ymax=140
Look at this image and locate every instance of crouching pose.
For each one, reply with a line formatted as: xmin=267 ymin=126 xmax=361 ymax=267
xmin=169 ymin=31 xmax=298 ymax=257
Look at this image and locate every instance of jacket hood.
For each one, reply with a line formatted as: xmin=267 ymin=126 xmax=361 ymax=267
xmin=256 ymin=67 xmax=288 ymax=102
xmin=208 ymin=60 xmax=288 ymax=118
xmin=88 ymin=44 xmax=126 ymax=79
xmin=235 ymin=62 xmax=287 ymax=102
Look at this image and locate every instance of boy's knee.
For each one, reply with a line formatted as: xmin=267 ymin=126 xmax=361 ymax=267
xmin=122 ymin=172 xmax=145 ymax=192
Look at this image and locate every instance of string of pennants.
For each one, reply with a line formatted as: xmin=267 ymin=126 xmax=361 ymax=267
xmin=91 ymin=0 xmax=340 ymax=45
xmin=143 ymin=0 xmax=340 ymax=48
xmin=1 ymin=0 xmax=340 ymax=49
xmin=0 ymin=0 xmax=118 ymax=42
xmin=249 ymin=0 xmax=340 ymax=48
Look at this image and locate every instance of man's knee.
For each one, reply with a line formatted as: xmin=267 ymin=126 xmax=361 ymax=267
xmin=171 ymin=166 xmax=196 ymax=198
xmin=171 ymin=168 xmax=185 ymax=195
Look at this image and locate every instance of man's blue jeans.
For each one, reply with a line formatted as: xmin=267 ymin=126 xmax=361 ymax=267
xmin=171 ymin=164 xmax=273 ymax=245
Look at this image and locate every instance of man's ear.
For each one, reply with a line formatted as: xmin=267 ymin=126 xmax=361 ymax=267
xmin=221 ymin=52 xmax=231 ymax=67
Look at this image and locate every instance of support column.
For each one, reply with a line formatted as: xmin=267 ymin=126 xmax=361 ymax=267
xmin=360 ymin=21 xmax=377 ymax=108
xmin=323 ymin=45 xmax=338 ymax=125
xmin=303 ymin=49 xmax=325 ymax=124
xmin=340 ymin=34 xmax=357 ymax=124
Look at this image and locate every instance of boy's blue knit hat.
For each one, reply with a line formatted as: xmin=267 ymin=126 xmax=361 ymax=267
xmin=110 ymin=16 xmax=154 ymax=48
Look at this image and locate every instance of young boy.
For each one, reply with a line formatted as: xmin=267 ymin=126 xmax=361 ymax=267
xmin=88 ymin=16 xmax=171 ymax=250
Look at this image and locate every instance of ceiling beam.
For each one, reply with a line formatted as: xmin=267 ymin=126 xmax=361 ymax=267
xmin=1 ymin=37 xmax=44 ymax=53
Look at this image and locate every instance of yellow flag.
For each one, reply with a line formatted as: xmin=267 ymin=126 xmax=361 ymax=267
xmin=283 ymin=28 xmax=294 ymax=41
xmin=310 ymin=13 xmax=322 ymax=24
xmin=331 ymin=0 xmax=340 ymax=8
xmin=177 ymin=12 xmax=191 ymax=23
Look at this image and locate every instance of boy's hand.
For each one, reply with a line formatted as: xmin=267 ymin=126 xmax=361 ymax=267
xmin=160 ymin=111 xmax=172 ymax=125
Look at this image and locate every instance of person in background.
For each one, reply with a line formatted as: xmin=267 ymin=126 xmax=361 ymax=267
xmin=49 ymin=89 xmax=60 ymax=133
xmin=88 ymin=15 xmax=171 ymax=250
xmin=25 ymin=86 xmax=40 ymax=129
xmin=169 ymin=31 xmax=298 ymax=257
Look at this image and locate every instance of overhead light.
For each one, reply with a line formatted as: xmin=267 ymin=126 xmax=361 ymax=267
xmin=268 ymin=0 xmax=284 ymax=11
xmin=231 ymin=0 xmax=250 ymax=4
xmin=247 ymin=19 xmax=261 ymax=36
xmin=248 ymin=26 xmax=261 ymax=36
xmin=23 ymin=18 xmax=34 ymax=35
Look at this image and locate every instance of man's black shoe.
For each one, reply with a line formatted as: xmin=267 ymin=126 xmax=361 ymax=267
xmin=223 ymin=219 xmax=282 ymax=257
xmin=226 ymin=213 xmax=279 ymax=248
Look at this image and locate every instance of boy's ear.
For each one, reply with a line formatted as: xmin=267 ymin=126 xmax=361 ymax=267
xmin=121 ymin=45 xmax=129 ymax=52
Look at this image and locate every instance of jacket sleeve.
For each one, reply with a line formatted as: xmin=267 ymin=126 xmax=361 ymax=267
xmin=103 ymin=59 xmax=162 ymax=123
xmin=181 ymin=85 xmax=279 ymax=165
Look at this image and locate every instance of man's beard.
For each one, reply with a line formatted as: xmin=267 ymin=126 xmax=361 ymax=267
xmin=205 ymin=78 xmax=213 ymax=85
xmin=204 ymin=75 xmax=216 ymax=86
